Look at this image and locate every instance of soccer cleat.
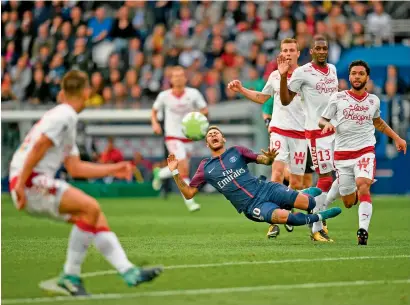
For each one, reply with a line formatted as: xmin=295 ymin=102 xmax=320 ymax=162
xmin=318 ymin=207 xmax=342 ymax=221
xmin=301 ymin=187 xmax=322 ymax=198
xmin=310 ymin=231 xmax=329 ymax=242
xmin=284 ymin=223 xmax=294 ymax=232
xmin=319 ymin=229 xmax=334 ymax=242
xmin=322 ymin=220 xmax=329 ymax=235
xmin=152 ymin=168 xmax=162 ymax=191
xmin=267 ymin=224 xmax=280 ymax=238
xmin=187 ymin=202 xmax=201 ymax=212
xmin=57 ymin=274 xmax=89 ymax=296
xmin=121 ymin=266 xmax=163 ymax=287
xmin=357 ymin=228 xmax=368 ymax=245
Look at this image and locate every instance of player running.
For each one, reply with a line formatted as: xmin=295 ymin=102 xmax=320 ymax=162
xmin=227 ymin=38 xmax=309 ymax=237
xmin=278 ymin=35 xmax=339 ymax=242
xmin=319 ymin=60 xmax=407 ymax=245
xmin=151 ymin=66 xmax=208 ymax=212
xmin=167 ymin=126 xmax=342 ymax=228
xmin=9 ymin=71 xmax=162 ymax=296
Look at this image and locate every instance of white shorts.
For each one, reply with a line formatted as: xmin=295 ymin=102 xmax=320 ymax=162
xmin=335 ymin=152 xmax=376 ymax=196
xmin=269 ymin=132 xmax=308 ymax=175
xmin=307 ymin=132 xmax=335 ymax=174
xmin=165 ymin=139 xmax=194 ymax=160
xmin=10 ymin=174 xmax=71 ymax=222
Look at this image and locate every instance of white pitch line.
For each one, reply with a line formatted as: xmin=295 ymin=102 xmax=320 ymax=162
xmin=80 ymin=254 xmax=410 ymax=278
xmin=3 ymin=279 xmax=410 ymax=304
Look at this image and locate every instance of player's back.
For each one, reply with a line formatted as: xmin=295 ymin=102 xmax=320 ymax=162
xmin=10 ymin=103 xmax=79 ymax=178
xmin=263 ymin=70 xmax=305 ymax=133
xmin=153 ymin=87 xmax=207 ymax=139
xmin=289 ymin=62 xmax=338 ymax=130
xmin=328 ymin=90 xmax=380 ymax=153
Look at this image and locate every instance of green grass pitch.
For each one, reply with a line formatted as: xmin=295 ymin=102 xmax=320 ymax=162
xmin=2 ymin=194 xmax=410 ymax=305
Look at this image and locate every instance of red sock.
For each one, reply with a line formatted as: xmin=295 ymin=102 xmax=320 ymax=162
xmin=359 ymin=194 xmax=372 ymax=203
xmin=317 ymin=177 xmax=333 ymax=193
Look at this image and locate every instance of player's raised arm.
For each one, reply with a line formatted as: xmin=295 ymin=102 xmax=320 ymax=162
xmin=227 ymin=80 xmax=270 ymax=104
xmin=278 ymin=55 xmax=297 ymax=106
xmin=373 ymin=117 xmax=407 ymax=154
xmin=167 ymin=154 xmax=199 ymax=199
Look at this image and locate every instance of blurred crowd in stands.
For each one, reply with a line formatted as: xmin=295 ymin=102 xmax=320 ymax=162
xmin=2 ymin=0 xmax=410 ymax=109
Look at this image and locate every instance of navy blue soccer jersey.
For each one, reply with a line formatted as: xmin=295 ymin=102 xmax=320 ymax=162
xmin=190 ymin=146 xmax=264 ymax=212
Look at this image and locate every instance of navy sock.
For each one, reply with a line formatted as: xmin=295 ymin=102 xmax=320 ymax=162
xmin=307 ymin=196 xmax=316 ymax=214
xmin=287 ymin=213 xmax=319 ymax=226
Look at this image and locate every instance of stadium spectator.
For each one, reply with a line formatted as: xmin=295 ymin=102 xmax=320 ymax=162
xmin=88 ymin=6 xmax=112 ymax=43
xmin=86 ymin=71 xmax=105 ymax=108
xmin=25 ymin=68 xmax=51 ymax=104
xmin=99 ymin=137 xmax=124 ymax=164
xmin=1 ymin=73 xmax=16 ymax=102
xmin=10 ymin=54 xmax=32 ymax=100
xmin=367 ymin=1 xmax=393 ymax=44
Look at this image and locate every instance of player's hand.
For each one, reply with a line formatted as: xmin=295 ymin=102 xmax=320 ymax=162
xmin=227 ymin=80 xmax=243 ymax=93
xmin=152 ymin=122 xmax=162 ymax=135
xmin=394 ymin=137 xmax=407 ymax=154
xmin=113 ymin=161 xmax=134 ymax=181
xmin=277 ymin=54 xmax=290 ymax=76
xmin=167 ymin=154 xmax=179 ymax=171
xmin=261 ymin=147 xmax=279 ymax=163
xmin=322 ymin=122 xmax=335 ymax=134
xmin=13 ymin=180 xmax=26 ymax=210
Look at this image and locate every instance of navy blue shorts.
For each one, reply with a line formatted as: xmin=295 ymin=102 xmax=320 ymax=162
xmin=243 ymin=182 xmax=299 ymax=224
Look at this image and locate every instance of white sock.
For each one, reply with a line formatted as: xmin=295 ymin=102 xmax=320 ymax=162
xmin=64 ymin=225 xmax=94 ymax=276
xmin=324 ymin=180 xmax=340 ymax=209
xmin=182 ymin=178 xmax=197 ymax=206
xmin=158 ymin=167 xmax=172 ymax=179
xmin=359 ymin=202 xmax=373 ymax=231
xmin=94 ymin=231 xmax=134 ymax=274
xmin=311 ymin=192 xmax=327 ymax=233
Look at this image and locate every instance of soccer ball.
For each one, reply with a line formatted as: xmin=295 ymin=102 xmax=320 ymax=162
xmin=182 ymin=112 xmax=209 ymax=141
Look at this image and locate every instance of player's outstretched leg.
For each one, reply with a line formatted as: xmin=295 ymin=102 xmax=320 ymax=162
xmin=322 ymin=180 xmax=340 ymax=234
xmin=271 ymin=207 xmax=342 ymax=227
xmin=311 ymin=175 xmax=334 ymax=242
xmin=93 ymin=212 xmax=163 ymax=286
xmin=57 ymin=187 xmax=100 ymax=296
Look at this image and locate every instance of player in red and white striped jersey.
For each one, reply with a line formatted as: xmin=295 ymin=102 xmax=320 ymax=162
xmin=151 ymin=66 xmax=208 ymax=212
xmin=319 ymin=60 xmax=407 ymax=245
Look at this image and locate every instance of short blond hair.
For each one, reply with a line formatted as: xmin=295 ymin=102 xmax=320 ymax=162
xmin=280 ymin=38 xmax=299 ymax=51
xmin=62 ymin=70 xmax=89 ymax=97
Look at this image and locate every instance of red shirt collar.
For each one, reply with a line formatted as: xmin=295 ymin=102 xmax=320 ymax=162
xmin=311 ymin=62 xmax=329 ymax=74
xmin=347 ymin=90 xmax=368 ymax=101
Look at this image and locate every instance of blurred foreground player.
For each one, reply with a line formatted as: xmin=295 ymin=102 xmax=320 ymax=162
xmin=151 ymin=66 xmax=208 ymax=212
xmin=167 ymin=126 xmax=342 ymax=228
xmin=319 ymin=60 xmax=407 ymax=245
xmin=9 ymin=71 xmax=162 ymax=296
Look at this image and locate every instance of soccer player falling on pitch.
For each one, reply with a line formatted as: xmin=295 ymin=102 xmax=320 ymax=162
xmin=9 ymin=70 xmax=162 ymax=296
xmin=166 ymin=126 xmax=342 ymax=228
xmin=319 ymin=60 xmax=407 ymax=245
xmin=278 ymin=35 xmax=340 ymax=242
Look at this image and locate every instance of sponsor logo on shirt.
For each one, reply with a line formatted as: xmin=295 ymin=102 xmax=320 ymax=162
xmin=315 ymin=77 xmax=338 ymax=95
xmin=217 ymin=168 xmax=246 ymax=189
xmin=343 ymin=104 xmax=372 ymax=125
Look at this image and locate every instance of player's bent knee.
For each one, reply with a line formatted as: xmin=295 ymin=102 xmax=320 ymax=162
xmin=271 ymin=209 xmax=289 ymax=224
xmin=341 ymin=195 xmax=355 ymax=209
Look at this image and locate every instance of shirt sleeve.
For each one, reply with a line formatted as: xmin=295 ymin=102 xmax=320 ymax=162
xmin=152 ymin=92 xmax=164 ymax=111
xmin=194 ymin=89 xmax=208 ymax=109
xmin=261 ymin=73 xmax=274 ymax=96
xmin=288 ymin=67 xmax=304 ymax=94
xmin=373 ymin=97 xmax=381 ymax=118
xmin=234 ymin=146 xmax=258 ymax=163
xmin=189 ymin=159 xmax=207 ymax=189
xmin=321 ymin=93 xmax=338 ymax=120
xmin=40 ymin=116 xmax=70 ymax=147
